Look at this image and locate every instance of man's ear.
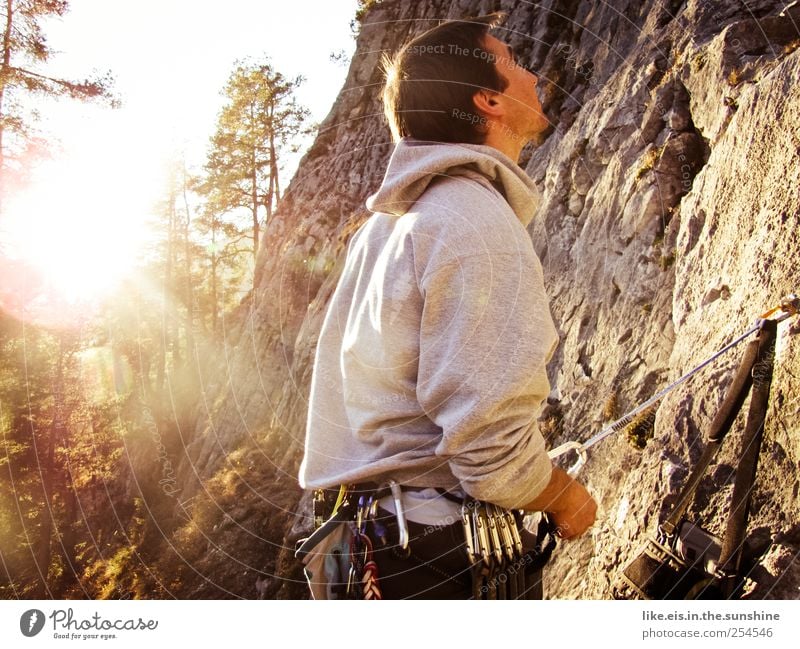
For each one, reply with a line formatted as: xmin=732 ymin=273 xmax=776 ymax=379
xmin=472 ymin=89 xmax=503 ymax=118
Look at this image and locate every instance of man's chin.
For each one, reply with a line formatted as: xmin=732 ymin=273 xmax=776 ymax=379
xmin=520 ymin=126 xmax=545 ymax=148
xmin=531 ymin=116 xmax=551 ymax=142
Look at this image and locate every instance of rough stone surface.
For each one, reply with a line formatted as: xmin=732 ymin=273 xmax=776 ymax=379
xmin=174 ymin=0 xmax=800 ymax=599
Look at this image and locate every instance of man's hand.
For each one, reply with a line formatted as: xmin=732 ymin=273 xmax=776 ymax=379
xmin=521 ymin=465 xmax=597 ymax=540
xmin=547 ymin=478 xmax=597 ymax=539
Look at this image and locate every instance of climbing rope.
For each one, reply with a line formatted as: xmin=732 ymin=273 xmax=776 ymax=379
xmin=548 ymin=293 xmax=799 ymax=476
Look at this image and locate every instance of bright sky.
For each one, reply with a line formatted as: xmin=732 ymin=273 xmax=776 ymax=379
xmin=0 ymin=0 xmax=360 ymax=319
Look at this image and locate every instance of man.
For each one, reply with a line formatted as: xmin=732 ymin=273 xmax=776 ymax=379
xmin=298 ymin=12 xmax=596 ymax=599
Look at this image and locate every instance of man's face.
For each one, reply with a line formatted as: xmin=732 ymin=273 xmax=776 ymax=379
xmin=479 ymin=34 xmax=549 ymax=143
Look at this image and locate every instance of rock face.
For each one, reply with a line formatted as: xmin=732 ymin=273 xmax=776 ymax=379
xmin=177 ymin=0 xmax=800 ymax=599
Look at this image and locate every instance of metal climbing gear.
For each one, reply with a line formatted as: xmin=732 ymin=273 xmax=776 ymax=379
xmin=346 ymin=494 xmax=383 ymax=599
xmin=297 ymin=483 xmax=394 ymax=599
xmin=461 ymin=497 xmax=555 ymax=599
xmin=615 ymin=316 xmax=780 ymax=599
xmin=548 ymin=293 xmax=798 ymax=476
xmin=387 ymin=479 xmax=409 ymax=551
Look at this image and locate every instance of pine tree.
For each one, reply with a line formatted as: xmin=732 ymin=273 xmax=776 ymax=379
xmin=198 ymin=57 xmax=310 ymax=261
xmin=189 ymin=184 xmax=249 ymax=340
xmin=0 ymin=0 xmax=115 ymax=195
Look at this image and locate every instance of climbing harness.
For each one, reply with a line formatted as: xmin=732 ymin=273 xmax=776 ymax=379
xmin=616 ymin=310 xmax=784 ymax=598
xmin=548 ymin=294 xmax=799 ymax=476
xmin=297 ymin=480 xmax=555 ymax=599
xmin=298 ymin=482 xmax=396 ymax=599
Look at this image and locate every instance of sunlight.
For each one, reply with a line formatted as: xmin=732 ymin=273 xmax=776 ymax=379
xmin=6 ymin=159 xmax=147 ymax=300
xmin=0 ymin=118 xmax=157 ymax=327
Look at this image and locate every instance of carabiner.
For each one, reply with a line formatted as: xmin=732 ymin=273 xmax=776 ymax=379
xmin=388 ymin=480 xmax=409 ymax=550
xmin=547 ymin=440 xmax=588 ymax=477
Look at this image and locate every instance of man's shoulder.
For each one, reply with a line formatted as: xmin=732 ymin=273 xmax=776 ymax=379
xmin=409 ymin=172 xmax=517 ymax=234
xmin=405 ymin=173 xmax=533 ymax=275
xmin=417 ymin=170 xmax=504 ymax=206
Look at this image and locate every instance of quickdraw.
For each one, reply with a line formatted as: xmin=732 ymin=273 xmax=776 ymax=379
xmin=461 ymin=497 xmax=555 ymax=599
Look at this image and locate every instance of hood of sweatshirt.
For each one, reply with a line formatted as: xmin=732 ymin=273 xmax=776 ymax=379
xmin=365 ymin=138 xmax=542 ymax=228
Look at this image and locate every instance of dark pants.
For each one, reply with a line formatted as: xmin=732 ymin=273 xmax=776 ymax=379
xmin=365 ymin=507 xmax=473 ymax=599
xmin=365 ymin=507 xmax=545 ymax=600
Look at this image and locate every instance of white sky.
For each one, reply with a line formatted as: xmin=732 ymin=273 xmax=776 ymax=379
xmin=1 ymin=0 xmax=360 ymax=305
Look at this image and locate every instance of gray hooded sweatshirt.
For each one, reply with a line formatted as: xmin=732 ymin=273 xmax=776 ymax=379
xmin=298 ymin=137 xmax=558 ymax=510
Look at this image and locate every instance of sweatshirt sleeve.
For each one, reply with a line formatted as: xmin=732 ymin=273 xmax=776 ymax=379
xmin=416 ymin=250 xmax=557 ymax=509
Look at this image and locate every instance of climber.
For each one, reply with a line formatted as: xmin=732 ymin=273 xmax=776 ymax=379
xmin=297 ymin=11 xmax=597 ymax=599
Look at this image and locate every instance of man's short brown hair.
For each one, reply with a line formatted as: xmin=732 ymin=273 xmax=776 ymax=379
xmin=380 ymin=12 xmax=509 ymax=144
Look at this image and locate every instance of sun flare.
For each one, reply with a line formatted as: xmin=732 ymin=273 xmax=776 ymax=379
xmin=1 ymin=133 xmax=156 ymax=326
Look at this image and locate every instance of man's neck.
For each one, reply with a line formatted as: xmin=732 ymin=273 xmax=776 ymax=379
xmin=480 ymin=129 xmax=525 ymax=163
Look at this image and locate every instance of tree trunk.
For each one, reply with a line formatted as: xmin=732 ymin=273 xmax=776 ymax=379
xmin=249 ymin=100 xmax=259 ymax=260
xmin=181 ymin=163 xmax=195 ymax=362
xmin=59 ymin=463 xmax=79 ymax=594
xmin=33 ymin=429 xmax=55 ymax=598
xmin=266 ymin=101 xmax=275 ymax=226
xmin=34 ymin=333 xmax=64 ymax=598
xmin=156 ymin=195 xmax=173 ymax=396
xmin=251 ymin=159 xmax=258 ymax=261
xmin=211 ymin=225 xmax=219 ymax=339
xmin=269 ymin=101 xmax=280 ymax=209
xmin=168 ymin=197 xmax=181 ymax=371
xmin=273 ymin=157 xmax=280 ymax=208
xmin=0 ymin=0 xmax=15 ymax=190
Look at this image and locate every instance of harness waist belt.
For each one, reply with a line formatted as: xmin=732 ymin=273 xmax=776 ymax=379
xmin=378 ymin=487 xmax=465 ymax=526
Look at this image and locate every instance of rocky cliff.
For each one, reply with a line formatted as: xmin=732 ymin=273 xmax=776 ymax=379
xmin=174 ymin=0 xmax=800 ymax=599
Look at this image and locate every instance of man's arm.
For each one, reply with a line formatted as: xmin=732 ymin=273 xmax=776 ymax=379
xmin=521 ymin=466 xmax=597 ymax=539
xmin=416 ymin=249 xmax=558 ymax=509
